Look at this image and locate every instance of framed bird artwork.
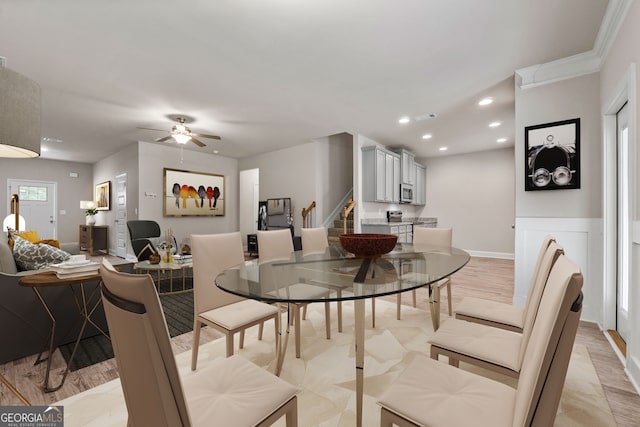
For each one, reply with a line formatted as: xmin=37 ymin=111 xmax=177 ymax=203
xmin=163 ymin=168 xmax=225 ymax=217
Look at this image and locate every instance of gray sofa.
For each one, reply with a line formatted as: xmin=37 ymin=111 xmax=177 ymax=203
xmin=0 ymin=237 xmax=107 ymax=364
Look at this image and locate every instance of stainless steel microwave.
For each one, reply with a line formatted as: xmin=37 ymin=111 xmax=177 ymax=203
xmin=400 ymin=183 xmax=413 ymax=203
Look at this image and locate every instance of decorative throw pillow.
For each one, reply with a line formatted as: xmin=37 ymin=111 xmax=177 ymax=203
xmin=36 ymin=239 xmax=61 ymax=249
xmin=12 ymin=234 xmax=70 ymax=271
xmin=8 ymin=229 xmax=41 ymax=250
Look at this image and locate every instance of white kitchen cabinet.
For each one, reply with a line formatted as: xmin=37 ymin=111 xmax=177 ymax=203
xmin=362 ymin=146 xmax=401 ymax=203
xmin=392 ymin=148 xmax=415 ymax=185
xmin=414 ymin=162 xmax=426 ymax=205
xmin=361 ymin=223 xmax=412 ymax=243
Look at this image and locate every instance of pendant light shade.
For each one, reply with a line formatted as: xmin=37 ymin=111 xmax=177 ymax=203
xmin=0 ymin=65 xmax=41 ymax=158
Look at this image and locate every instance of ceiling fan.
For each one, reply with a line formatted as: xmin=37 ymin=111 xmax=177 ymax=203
xmin=138 ymin=115 xmax=221 ymax=147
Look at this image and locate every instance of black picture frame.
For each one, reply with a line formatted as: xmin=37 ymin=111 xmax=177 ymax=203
xmin=524 ymin=118 xmax=580 ymax=191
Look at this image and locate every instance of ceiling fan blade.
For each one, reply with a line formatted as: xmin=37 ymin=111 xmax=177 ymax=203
xmin=190 ymin=137 xmax=207 ymax=147
xmin=155 ymin=136 xmax=173 ymax=142
xmin=191 ymin=132 xmax=222 ymax=140
xmin=137 ymin=127 xmax=166 ymax=132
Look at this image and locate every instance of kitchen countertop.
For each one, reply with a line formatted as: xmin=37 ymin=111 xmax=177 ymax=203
xmin=361 ymin=217 xmax=437 ymax=227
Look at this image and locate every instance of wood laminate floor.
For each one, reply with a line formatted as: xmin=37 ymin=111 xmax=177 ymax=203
xmin=1 ymin=256 xmax=639 ymax=426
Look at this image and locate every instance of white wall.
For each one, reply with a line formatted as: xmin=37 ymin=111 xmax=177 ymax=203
xmin=93 ymin=143 xmax=139 ymax=255
xmin=515 ymin=73 xmax=602 ymax=219
xmin=136 ymin=141 xmax=239 ymax=254
xmin=514 ymin=72 xmax=603 ymax=325
xmin=421 ymin=147 xmax=515 ymax=257
xmin=239 ymin=135 xmax=352 ymax=232
xmin=314 ymin=133 xmax=354 ymax=224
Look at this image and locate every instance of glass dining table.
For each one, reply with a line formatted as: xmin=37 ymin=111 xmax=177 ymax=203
xmin=216 ymin=242 xmax=470 ymax=427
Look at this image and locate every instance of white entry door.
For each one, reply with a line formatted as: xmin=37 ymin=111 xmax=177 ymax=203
xmin=7 ymin=179 xmax=57 ymax=238
xmin=115 ymin=173 xmax=127 ymax=258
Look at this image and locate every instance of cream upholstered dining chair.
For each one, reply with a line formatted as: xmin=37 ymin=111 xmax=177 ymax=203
xmin=258 ymin=228 xmax=332 ymax=358
xmin=99 ymin=259 xmax=298 ymax=427
xmin=427 ymin=241 xmax=563 ymax=379
xmin=396 ymin=227 xmax=453 ymax=324
xmin=300 ymin=227 xmax=329 ymax=256
xmin=454 ymin=235 xmax=555 ymax=332
xmin=377 ymin=253 xmax=583 ymax=427
xmin=301 ymin=227 xmax=349 ymax=333
xmin=190 ymin=232 xmax=279 ymax=370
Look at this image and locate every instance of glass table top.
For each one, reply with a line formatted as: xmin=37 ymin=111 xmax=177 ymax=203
xmin=216 ymin=243 xmax=470 ymax=303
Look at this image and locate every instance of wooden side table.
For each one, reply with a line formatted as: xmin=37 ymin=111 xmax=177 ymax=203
xmin=79 ymin=225 xmax=109 ymax=255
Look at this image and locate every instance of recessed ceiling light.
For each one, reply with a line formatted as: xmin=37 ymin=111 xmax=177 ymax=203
xmin=439 ymin=146 xmax=447 ymax=151
xmin=398 ymin=116 xmax=411 ymax=124
xmin=422 ymin=133 xmax=433 ymax=140
xmin=41 ymin=147 xmax=49 ymax=152
xmin=478 ymin=97 xmax=494 ymax=106
xmin=213 ymin=150 xmax=219 ymax=154
xmin=497 ymin=138 xmax=507 ymax=143
xmin=489 ymin=121 xmax=501 ymax=128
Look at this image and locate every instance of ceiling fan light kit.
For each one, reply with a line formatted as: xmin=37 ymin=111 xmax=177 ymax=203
xmin=138 ymin=114 xmax=220 ymax=148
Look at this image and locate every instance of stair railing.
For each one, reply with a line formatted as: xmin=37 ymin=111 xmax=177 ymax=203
xmin=301 ymin=201 xmax=316 ymax=228
xmin=342 ymin=198 xmax=356 ymax=235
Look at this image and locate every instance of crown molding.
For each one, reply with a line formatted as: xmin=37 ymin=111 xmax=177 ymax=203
xmin=516 ymin=0 xmax=633 ymax=90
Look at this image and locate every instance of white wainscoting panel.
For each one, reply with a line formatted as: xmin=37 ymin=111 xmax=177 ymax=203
xmin=515 ymin=217 xmax=603 ymax=324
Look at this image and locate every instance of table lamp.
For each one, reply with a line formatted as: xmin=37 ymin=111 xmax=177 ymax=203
xmin=80 ymin=200 xmax=98 ymax=225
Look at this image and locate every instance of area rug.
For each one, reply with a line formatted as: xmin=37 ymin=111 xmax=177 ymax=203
xmin=56 ymin=299 xmax=616 ymax=426
xmin=59 ymin=283 xmax=194 ymax=371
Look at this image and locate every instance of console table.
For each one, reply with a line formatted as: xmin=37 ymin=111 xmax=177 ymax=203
xmin=19 ymin=271 xmax=106 ymax=392
xmin=79 ymin=225 xmax=108 ymax=255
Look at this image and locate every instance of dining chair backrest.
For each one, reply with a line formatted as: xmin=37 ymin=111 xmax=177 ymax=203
xmin=257 ymin=229 xmax=294 ymax=264
xmin=522 ymin=235 xmax=555 ymax=315
xmin=191 ymin=232 xmax=245 ymax=316
xmin=100 ymin=259 xmax=190 ymax=426
xmin=512 ymin=254 xmax=583 ymax=426
xmin=517 ymin=241 xmax=563 ymax=367
xmin=413 ymin=227 xmax=452 ymax=248
xmin=300 ymin=227 xmax=328 ymax=256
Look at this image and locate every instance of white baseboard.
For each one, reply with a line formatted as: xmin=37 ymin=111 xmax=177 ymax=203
xmin=465 ymin=250 xmax=514 ymax=260
xmin=627 ymin=356 xmax=640 ymax=398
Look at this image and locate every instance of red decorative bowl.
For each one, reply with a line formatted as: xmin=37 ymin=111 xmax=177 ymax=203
xmin=339 ymin=233 xmax=398 ymax=258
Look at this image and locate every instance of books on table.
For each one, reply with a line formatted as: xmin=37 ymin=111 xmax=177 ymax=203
xmin=50 ymin=256 xmax=100 ymax=279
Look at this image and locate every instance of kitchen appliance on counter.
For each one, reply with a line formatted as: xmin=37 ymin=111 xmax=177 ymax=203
xmin=387 ymin=210 xmax=403 ymax=222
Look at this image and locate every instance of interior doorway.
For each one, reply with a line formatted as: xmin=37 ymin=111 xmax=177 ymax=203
xmin=7 ymin=179 xmax=57 ymax=239
xmin=239 ymin=169 xmax=259 ymax=251
xmin=603 ymin=64 xmax=636 ymax=360
xmin=612 ymin=102 xmax=630 ymax=354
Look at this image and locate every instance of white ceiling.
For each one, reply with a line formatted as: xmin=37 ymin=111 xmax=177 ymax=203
xmin=0 ymin=0 xmax=609 ymax=163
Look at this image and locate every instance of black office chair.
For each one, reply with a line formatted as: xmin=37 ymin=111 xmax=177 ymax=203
xmin=127 ymin=220 xmax=176 ymax=261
